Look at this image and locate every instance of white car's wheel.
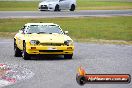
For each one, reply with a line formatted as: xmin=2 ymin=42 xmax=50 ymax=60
xmin=54 ymin=5 xmax=60 ymax=11
xmin=70 ymin=4 xmax=75 ymax=11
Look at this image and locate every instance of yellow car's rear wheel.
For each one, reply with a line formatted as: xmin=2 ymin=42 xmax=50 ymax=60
xmin=64 ymin=54 xmax=73 ymax=59
xmin=22 ymin=42 xmax=31 ymax=60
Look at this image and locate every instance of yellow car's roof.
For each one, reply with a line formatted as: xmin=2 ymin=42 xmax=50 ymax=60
xmin=25 ymin=23 xmax=59 ymax=26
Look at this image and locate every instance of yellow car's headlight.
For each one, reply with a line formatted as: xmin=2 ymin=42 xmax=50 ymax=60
xmin=64 ymin=40 xmax=73 ymax=46
xmin=30 ymin=40 xmax=40 ymax=45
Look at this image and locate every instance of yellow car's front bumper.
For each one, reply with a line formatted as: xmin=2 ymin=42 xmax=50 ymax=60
xmin=26 ymin=45 xmax=74 ymax=55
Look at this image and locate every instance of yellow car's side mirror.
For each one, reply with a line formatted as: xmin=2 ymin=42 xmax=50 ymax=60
xmin=19 ymin=30 xmax=25 ymax=34
xmin=64 ymin=31 xmax=68 ymax=35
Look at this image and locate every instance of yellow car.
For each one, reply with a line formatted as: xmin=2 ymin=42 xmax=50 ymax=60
xmin=14 ymin=23 xmax=74 ymax=60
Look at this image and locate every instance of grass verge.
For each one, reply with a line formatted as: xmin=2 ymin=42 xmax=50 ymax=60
xmin=77 ymin=0 xmax=132 ymax=10
xmin=0 ymin=16 xmax=132 ymax=44
xmin=0 ymin=1 xmax=132 ymax=11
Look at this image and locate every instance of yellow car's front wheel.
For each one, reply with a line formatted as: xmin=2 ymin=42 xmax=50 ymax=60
xmin=22 ymin=42 xmax=31 ymax=60
xmin=14 ymin=39 xmax=22 ymax=57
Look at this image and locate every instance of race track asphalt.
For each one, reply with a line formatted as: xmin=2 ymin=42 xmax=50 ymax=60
xmin=0 ymin=10 xmax=132 ymax=18
xmin=0 ymin=39 xmax=132 ymax=88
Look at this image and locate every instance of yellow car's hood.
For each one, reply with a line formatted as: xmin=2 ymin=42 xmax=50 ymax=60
xmin=25 ymin=33 xmax=72 ymax=43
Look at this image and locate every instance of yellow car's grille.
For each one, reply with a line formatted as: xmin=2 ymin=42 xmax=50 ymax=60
xmin=40 ymin=43 xmax=64 ymax=46
xmin=39 ymin=50 xmax=63 ymax=52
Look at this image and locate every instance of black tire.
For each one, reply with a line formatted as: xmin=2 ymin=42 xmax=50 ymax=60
xmin=64 ymin=54 xmax=73 ymax=59
xmin=40 ymin=9 xmax=46 ymax=11
xmin=14 ymin=40 xmax=22 ymax=57
xmin=54 ymin=5 xmax=60 ymax=11
xmin=70 ymin=4 xmax=75 ymax=11
xmin=22 ymin=42 xmax=30 ymax=60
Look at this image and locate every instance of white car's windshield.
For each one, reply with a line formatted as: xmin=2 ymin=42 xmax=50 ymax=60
xmin=25 ymin=25 xmax=63 ymax=34
xmin=43 ymin=0 xmax=58 ymax=2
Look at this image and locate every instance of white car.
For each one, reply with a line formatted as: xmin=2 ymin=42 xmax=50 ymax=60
xmin=38 ymin=0 xmax=76 ymax=11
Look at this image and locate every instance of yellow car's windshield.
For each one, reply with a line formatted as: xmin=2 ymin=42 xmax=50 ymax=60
xmin=25 ymin=25 xmax=63 ymax=34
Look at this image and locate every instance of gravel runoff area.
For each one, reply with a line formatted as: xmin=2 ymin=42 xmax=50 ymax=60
xmin=0 ymin=39 xmax=132 ymax=88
